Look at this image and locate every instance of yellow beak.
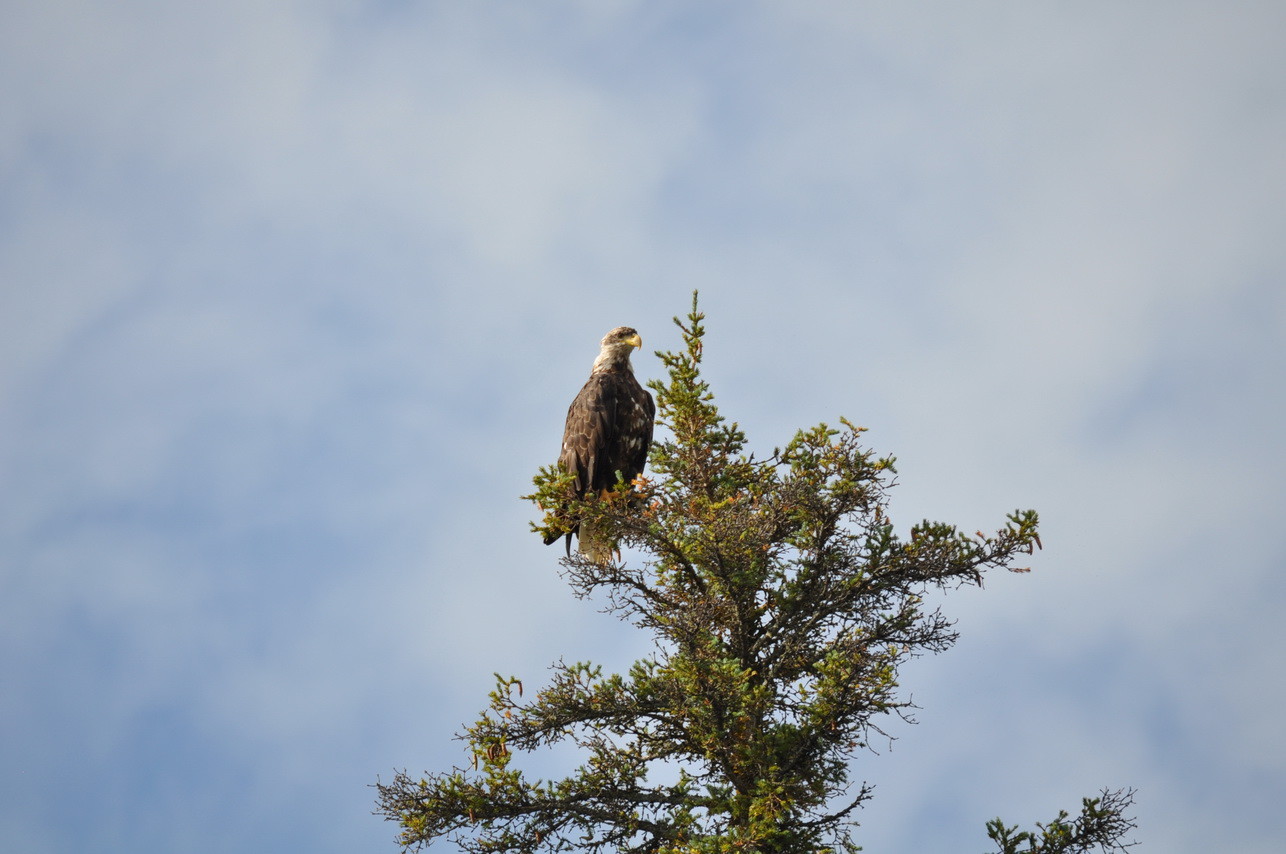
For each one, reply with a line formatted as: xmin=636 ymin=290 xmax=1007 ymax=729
xmin=626 ymin=333 xmax=642 ymax=349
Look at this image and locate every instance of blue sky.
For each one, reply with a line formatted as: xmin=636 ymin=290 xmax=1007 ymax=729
xmin=2 ymin=2 xmax=1284 ymax=852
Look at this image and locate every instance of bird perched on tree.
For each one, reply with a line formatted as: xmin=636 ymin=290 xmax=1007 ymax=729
xmin=545 ymin=326 xmax=655 ymax=562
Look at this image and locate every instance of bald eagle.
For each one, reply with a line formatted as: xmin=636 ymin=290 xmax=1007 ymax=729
xmin=545 ymin=326 xmax=656 ymax=562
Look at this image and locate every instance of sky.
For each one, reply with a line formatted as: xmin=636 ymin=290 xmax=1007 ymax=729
xmin=2 ymin=1 xmax=1284 ymax=852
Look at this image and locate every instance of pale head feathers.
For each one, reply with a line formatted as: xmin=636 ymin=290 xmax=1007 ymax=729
xmin=592 ymin=326 xmax=643 ymax=373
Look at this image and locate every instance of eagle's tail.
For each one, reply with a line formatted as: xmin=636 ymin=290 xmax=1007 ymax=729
xmin=577 ymin=518 xmax=614 ymax=564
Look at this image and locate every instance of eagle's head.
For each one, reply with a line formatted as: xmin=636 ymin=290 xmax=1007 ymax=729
xmin=593 ymin=326 xmax=644 ymax=372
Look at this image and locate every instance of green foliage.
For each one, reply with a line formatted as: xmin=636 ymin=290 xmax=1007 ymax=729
xmin=986 ymin=789 xmax=1138 ymax=854
xmin=376 ymin=293 xmax=1133 ymax=853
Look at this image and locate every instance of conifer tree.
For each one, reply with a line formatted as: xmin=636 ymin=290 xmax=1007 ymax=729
xmin=375 ymin=294 xmax=1135 ymax=853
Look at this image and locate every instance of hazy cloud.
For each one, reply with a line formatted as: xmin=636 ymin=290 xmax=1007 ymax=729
xmin=2 ymin=2 xmax=1283 ymax=852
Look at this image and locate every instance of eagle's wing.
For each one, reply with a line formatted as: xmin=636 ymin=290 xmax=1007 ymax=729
xmin=625 ymin=385 xmax=656 ymax=483
xmin=560 ymin=372 xmax=624 ymax=495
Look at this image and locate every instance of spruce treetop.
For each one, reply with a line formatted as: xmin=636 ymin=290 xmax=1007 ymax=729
xmin=376 ymin=293 xmax=1134 ymax=854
